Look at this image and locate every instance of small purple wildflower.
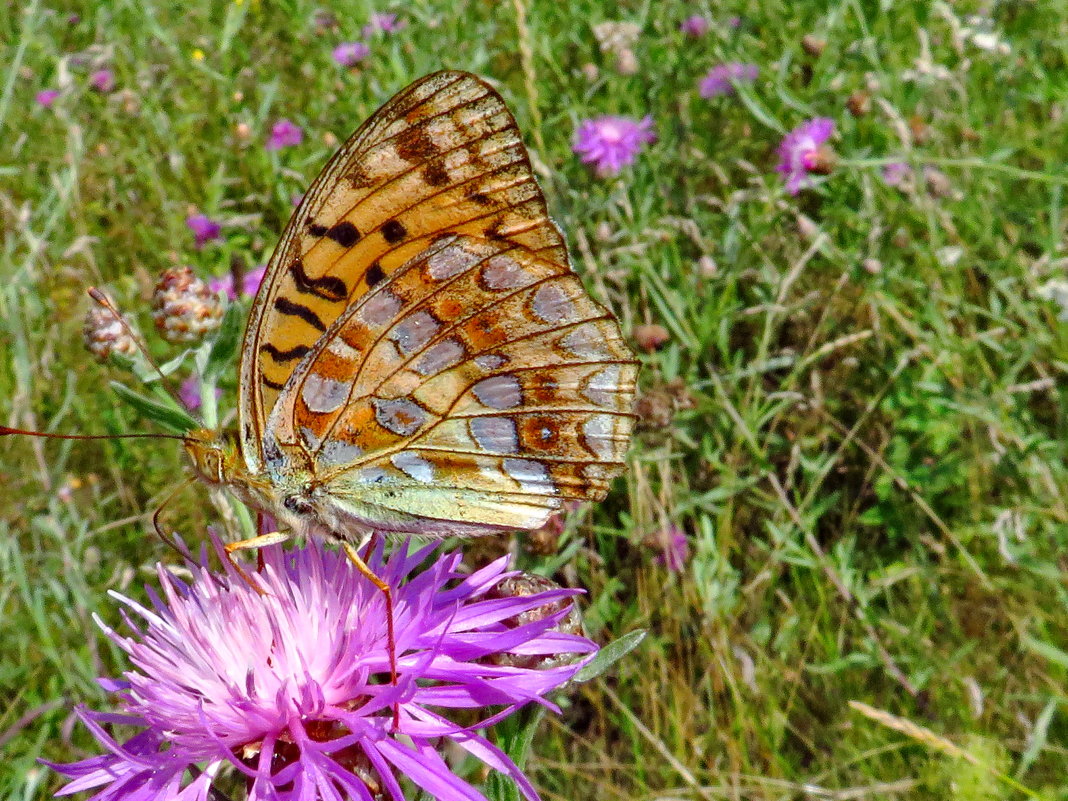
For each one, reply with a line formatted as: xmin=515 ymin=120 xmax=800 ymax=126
xmin=186 ymin=213 xmax=221 ymax=249
xmin=679 ymin=15 xmax=710 ymax=37
xmin=35 ymin=89 xmax=60 ymax=108
xmin=652 ymin=524 xmax=690 ymax=572
xmin=332 ymin=41 xmax=370 ymax=67
xmin=362 ymin=12 xmax=405 ymax=37
xmin=728 ymin=15 xmax=742 ymax=28
xmin=266 ymin=118 xmax=303 ymax=151
xmin=573 ymin=115 xmax=656 ymax=177
xmin=46 ymin=536 xmax=596 ymax=801
xmin=178 ymin=375 xmax=201 ymax=410
xmin=209 ymin=264 xmax=266 ymax=300
xmin=89 ymin=69 xmax=115 ymax=93
xmin=881 ymin=161 xmax=911 ymax=187
xmin=178 ymin=375 xmax=221 ymax=411
xmin=775 ymin=117 xmax=835 ymax=195
xmin=699 ymin=62 xmax=759 ymax=98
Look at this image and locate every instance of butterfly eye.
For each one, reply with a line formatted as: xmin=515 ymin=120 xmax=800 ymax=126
xmin=283 ymin=496 xmax=313 ymax=515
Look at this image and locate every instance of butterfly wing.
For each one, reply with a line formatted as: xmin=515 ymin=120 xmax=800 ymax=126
xmin=265 ymin=234 xmax=637 ymax=533
xmin=239 ymin=71 xmax=567 ymax=475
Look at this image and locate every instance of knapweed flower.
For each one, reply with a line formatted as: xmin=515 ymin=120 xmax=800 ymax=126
xmin=266 ymin=118 xmax=303 ymax=151
xmin=186 ymin=213 xmax=222 ymax=248
xmin=89 ymin=69 xmax=115 ymax=93
xmin=332 ymin=41 xmax=370 ymax=67
xmin=178 ymin=375 xmax=222 ymax=411
xmin=651 ymin=524 xmax=690 ymax=572
xmin=775 ymin=117 xmax=835 ymax=194
xmin=573 ymin=115 xmax=655 ymax=177
xmin=47 ymin=536 xmax=596 ymax=801
xmin=881 ymin=161 xmax=911 ymax=187
xmin=699 ymin=62 xmax=759 ymax=98
xmin=209 ymin=264 xmax=266 ymax=300
xmin=679 ymin=15 xmax=710 ymax=37
xmin=362 ymin=12 xmax=405 ymax=36
xmin=36 ymin=88 xmax=60 ymax=107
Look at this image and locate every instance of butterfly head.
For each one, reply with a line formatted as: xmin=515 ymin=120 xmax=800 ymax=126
xmin=183 ymin=428 xmax=244 ymax=486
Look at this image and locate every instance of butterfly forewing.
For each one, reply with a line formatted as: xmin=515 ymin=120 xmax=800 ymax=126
xmin=239 ymin=71 xmax=637 ymax=535
xmin=240 ymin=71 xmax=567 ymax=472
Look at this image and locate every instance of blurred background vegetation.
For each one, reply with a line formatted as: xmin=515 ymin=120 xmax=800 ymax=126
xmin=2 ymin=0 xmax=1068 ymax=798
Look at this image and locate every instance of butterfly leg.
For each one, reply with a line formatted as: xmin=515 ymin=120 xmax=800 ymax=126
xmin=341 ymin=541 xmax=400 ymax=729
xmin=224 ymin=532 xmax=292 ymax=594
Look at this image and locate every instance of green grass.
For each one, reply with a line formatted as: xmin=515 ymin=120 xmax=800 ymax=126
xmin=3 ymin=0 xmax=1068 ymax=798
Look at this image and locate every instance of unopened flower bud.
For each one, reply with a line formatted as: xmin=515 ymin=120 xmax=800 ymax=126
xmin=151 ymin=266 xmax=224 ymax=343
xmin=801 ymin=34 xmax=826 ymax=56
xmin=83 ymin=292 xmax=138 ymax=362
xmin=846 ymin=90 xmax=870 ymax=117
xmin=484 ymin=574 xmax=584 ymax=669
xmin=634 ymin=323 xmax=670 ymax=352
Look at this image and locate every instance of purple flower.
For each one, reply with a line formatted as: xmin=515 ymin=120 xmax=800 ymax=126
xmin=35 ymin=88 xmax=60 ymax=107
xmin=881 ymin=161 xmax=911 ymax=187
xmin=178 ymin=375 xmax=221 ymax=411
xmin=362 ymin=12 xmax=405 ymax=37
xmin=178 ymin=375 xmax=201 ymax=410
xmin=185 ymin=213 xmax=221 ymax=248
xmin=89 ymin=69 xmax=114 ymax=93
xmin=573 ymin=115 xmax=656 ymax=177
xmin=209 ymin=264 xmax=266 ymax=300
xmin=652 ymin=524 xmax=690 ymax=572
xmin=679 ymin=15 xmax=710 ymax=37
xmin=266 ymin=118 xmax=303 ymax=151
xmin=46 ymin=536 xmax=595 ymax=801
xmin=775 ymin=117 xmax=835 ymax=194
xmin=699 ymin=62 xmax=759 ymax=98
xmin=332 ymin=41 xmax=370 ymax=67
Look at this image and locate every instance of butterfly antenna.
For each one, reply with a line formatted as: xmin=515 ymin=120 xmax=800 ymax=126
xmin=87 ymin=287 xmax=186 ymax=408
xmin=0 ymin=426 xmax=186 ymax=442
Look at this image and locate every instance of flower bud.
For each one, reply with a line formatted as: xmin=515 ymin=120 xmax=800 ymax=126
xmin=484 ymin=574 xmax=584 ymax=670
xmin=151 ymin=266 xmax=224 ymax=343
xmin=83 ymin=292 xmax=138 ymax=362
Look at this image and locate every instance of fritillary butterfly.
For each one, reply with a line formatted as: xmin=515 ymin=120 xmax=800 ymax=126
xmin=185 ymin=70 xmax=637 ymax=542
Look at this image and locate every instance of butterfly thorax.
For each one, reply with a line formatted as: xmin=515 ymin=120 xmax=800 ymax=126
xmin=184 ymin=428 xmax=338 ymax=538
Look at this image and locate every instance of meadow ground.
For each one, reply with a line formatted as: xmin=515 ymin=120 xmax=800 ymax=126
xmin=2 ymin=1 xmax=1068 ymax=799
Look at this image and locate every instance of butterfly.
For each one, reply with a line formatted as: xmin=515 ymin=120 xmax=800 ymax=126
xmin=184 ymin=70 xmax=637 ymax=551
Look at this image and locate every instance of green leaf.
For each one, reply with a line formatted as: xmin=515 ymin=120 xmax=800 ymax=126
xmin=110 ymin=381 xmax=199 ymax=434
xmin=573 ymin=629 xmax=646 ymax=683
xmin=1020 ymin=634 xmax=1068 ymax=669
xmin=204 ymin=303 xmax=243 ymax=382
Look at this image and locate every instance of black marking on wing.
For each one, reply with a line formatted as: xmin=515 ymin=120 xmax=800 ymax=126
xmin=263 ymin=376 xmax=285 ymax=390
xmin=291 ymin=258 xmax=349 ymax=301
xmin=381 ymin=219 xmax=407 ymax=243
xmin=366 ymin=261 xmax=386 ymax=287
xmin=262 ymin=343 xmax=312 ymax=363
xmin=274 ymin=296 xmax=327 ymax=331
xmin=326 ymin=221 xmax=361 ymax=247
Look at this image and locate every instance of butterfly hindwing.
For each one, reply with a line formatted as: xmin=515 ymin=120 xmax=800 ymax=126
xmin=264 ymin=234 xmax=636 ymax=532
xmin=239 ymin=71 xmax=637 ymax=535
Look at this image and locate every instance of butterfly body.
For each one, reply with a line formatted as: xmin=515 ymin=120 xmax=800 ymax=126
xmin=189 ymin=71 xmax=637 ymax=543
